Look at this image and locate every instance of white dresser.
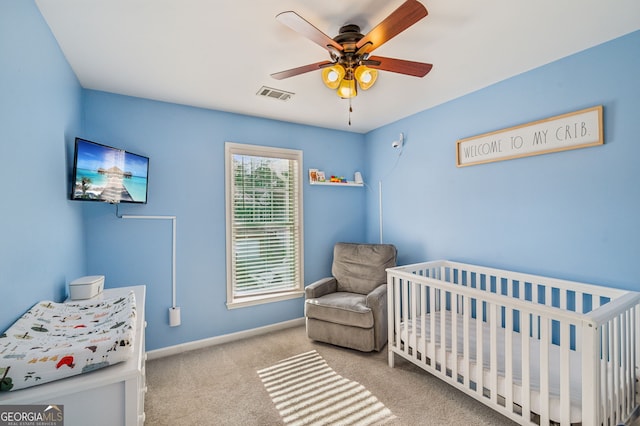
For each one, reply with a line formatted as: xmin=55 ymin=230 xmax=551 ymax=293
xmin=0 ymin=285 xmax=147 ymax=426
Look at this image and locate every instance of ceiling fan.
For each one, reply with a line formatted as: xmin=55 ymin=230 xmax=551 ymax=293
xmin=271 ymin=0 xmax=433 ymax=99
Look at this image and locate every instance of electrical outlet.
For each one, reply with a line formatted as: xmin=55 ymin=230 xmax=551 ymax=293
xmin=169 ymin=306 xmax=181 ymax=327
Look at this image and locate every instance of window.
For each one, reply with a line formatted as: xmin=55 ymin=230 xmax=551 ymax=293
xmin=225 ymin=142 xmax=304 ymax=308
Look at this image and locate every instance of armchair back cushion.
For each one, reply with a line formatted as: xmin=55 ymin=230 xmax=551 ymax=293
xmin=332 ymin=243 xmax=397 ymax=295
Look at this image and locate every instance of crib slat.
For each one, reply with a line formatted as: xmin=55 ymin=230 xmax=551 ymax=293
xmin=602 ymin=321 xmax=611 ymax=423
xmin=622 ymin=310 xmax=629 ymax=416
xmin=463 ymin=296 xmax=471 ymax=389
xmin=489 ymin=303 xmax=498 ymax=405
xmin=560 ymin=321 xmax=571 ymax=425
xmin=410 ymin=281 xmax=418 ymax=358
xmin=594 ymin=294 xmax=602 ymax=310
xmin=421 ymin=283 xmax=427 ymax=366
xmin=532 ymin=285 xmax=539 ymax=338
xmin=629 ymin=306 xmax=640 ymax=416
xmin=504 ymin=307 xmax=514 ymax=415
xmin=394 ymin=277 xmax=401 ymax=344
xmin=392 ymin=276 xmax=400 ymax=365
xmin=402 ymin=278 xmax=410 ymax=359
xmin=560 ymin=288 xmax=567 ymax=310
xmin=452 ymin=293 xmax=458 ymax=382
xmin=621 ymin=310 xmax=630 ymax=417
xmin=521 ymin=311 xmax=531 ymax=423
xmin=439 ymin=288 xmax=447 ymax=375
xmin=576 ymin=292 xmax=583 ymax=314
xmin=540 ymin=316 xmax=550 ymax=426
xmin=429 ymin=286 xmax=436 ymax=364
xmin=630 ymin=308 xmax=636 ymax=417
xmin=476 ymin=300 xmax=484 ymax=398
xmin=613 ymin=315 xmax=621 ymax=422
xmin=545 ymin=284 xmax=551 ymax=308
xmin=621 ymin=310 xmax=632 ymax=422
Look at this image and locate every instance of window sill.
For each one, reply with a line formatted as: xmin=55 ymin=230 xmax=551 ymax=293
xmin=226 ymin=290 xmax=304 ymax=309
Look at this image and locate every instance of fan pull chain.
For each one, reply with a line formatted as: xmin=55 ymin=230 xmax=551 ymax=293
xmin=348 ymin=97 xmax=352 ymax=126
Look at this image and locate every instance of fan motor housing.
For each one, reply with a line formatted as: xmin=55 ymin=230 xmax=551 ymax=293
xmin=334 ymin=24 xmax=364 ymax=52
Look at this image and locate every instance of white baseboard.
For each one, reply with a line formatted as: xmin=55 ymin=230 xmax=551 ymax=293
xmin=146 ymin=317 xmax=305 ymax=360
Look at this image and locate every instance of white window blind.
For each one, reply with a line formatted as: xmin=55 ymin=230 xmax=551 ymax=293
xmin=225 ymin=143 xmax=304 ymax=308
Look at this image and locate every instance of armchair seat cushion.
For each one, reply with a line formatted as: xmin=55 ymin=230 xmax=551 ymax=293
xmin=305 ymin=292 xmax=373 ymax=329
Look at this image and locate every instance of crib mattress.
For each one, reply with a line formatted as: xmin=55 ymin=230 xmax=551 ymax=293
xmin=0 ymin=291 xmax=136 ymax=392
xmin=399 ymin=311 xmax=587 ymax=423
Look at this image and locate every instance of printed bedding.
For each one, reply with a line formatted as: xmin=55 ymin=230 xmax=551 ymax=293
xmin=0 ymin=291 xmax=136 ymax=392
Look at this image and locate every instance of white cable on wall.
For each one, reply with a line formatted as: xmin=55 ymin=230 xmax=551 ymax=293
xmin=116 ymin=206 xmax=180 ymax=326
xmin=378 ymin=132 xmax=405 ymax=244
xmin=379 ymin=180 xmax=383 ymax=244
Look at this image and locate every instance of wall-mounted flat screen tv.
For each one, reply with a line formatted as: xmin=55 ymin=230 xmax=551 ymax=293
xmin=70 ymin=138 xmax=149 ymax=204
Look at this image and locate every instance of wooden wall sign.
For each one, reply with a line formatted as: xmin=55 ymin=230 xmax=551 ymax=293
xmin=456 ymin=105 xmax=603 ymax=167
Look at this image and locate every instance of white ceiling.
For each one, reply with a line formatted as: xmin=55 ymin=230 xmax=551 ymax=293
xmin=35 ymin=0 xmax=640 ymax=134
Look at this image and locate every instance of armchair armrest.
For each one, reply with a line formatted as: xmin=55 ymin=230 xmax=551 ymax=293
xmin=366 ymin=283 xmax=387 ymax=311
xmin=305 ymin=277 xmax=337 ymax=299
xmin=367 ymin=283 xmax=388 ymax=351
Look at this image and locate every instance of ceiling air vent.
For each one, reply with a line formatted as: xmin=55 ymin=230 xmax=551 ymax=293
xmin=257 ymin=86 xmax=294 ymax=102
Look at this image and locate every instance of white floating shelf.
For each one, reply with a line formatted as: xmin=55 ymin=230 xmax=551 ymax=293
xmin=310 ymin=181 xmax=363 ymax=187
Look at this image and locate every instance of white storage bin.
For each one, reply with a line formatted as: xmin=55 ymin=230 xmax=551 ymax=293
xmin=69 ymin=275 xmax=104 ymax=300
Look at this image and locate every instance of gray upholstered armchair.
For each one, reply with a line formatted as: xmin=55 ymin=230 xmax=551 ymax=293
xmin=304 ymin=242 xmax=397 ymax=352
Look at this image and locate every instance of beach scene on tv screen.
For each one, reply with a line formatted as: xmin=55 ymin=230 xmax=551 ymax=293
xmin=73 ymin=140 xmax=148 ymax=203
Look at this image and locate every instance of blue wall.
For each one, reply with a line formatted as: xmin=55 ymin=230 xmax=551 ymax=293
xmin=0 ymin=2 xmax=85 ymax=331
xmin=80 ymin=91 xmax=366 ymax=350
xmin=365 ymin=31 xmax=640 ymax=290
xmin=3 ymin=1 xmax=638 ymax=352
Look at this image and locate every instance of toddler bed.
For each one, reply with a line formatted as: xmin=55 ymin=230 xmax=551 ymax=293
xmin=1 ymin=291 xmax=137 ymax=392
xmin=387 ymin=261 xmax=640 ymax=426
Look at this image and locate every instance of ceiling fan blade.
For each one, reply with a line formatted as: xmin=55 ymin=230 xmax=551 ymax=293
xmin=356 ymin=0 xmax=428 ymax=55
xmin=276 ymin=11 xmax=343 ymax=53
xmin=271 ymin=61 xmax=333 ymax=80
xmin=366 ymin=56 xmax=433 ymax=77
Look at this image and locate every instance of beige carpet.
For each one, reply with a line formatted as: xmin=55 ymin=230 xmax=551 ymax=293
xmin=144 ymin=324 xmax=517 ymax=425
xmin=258 ymin=350 xmax=395 ymax=425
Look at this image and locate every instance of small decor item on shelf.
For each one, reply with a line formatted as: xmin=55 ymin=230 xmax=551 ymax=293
xmin=309 ymin=168 xmax=318 ymax=183
xmin=317 ymin=171 xmax=326 ymax=182
xmin=329 ymin=176 xmax=347 ymax=183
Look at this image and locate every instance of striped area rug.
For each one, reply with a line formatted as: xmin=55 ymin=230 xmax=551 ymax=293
xmin=257 ymin=350 xmax=395 ymax=426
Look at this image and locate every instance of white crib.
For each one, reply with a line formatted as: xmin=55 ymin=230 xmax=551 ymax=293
xmin=386 ymin=260 xmax=640 ymax=425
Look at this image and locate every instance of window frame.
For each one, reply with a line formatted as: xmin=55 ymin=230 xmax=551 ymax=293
xmin=224 ymin=142 xmax=304 ymax=309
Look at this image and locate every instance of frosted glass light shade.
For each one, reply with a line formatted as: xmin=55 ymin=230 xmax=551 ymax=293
xmin=321 ymin=65 xmax=345 ymax=89
xmin=355 ymin=66 xmax=378 ymax=90
xmin=337 ymin=78 xmax=357 ymax=98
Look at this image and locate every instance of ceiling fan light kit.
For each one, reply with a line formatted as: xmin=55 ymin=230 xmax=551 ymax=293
xmin=272 ymin=0 xmax=433 ymax=121
xmin=337 ymin=77 xmax=357 ymax=99
xmin=323 ymin=63 xmax=377 ymax=98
